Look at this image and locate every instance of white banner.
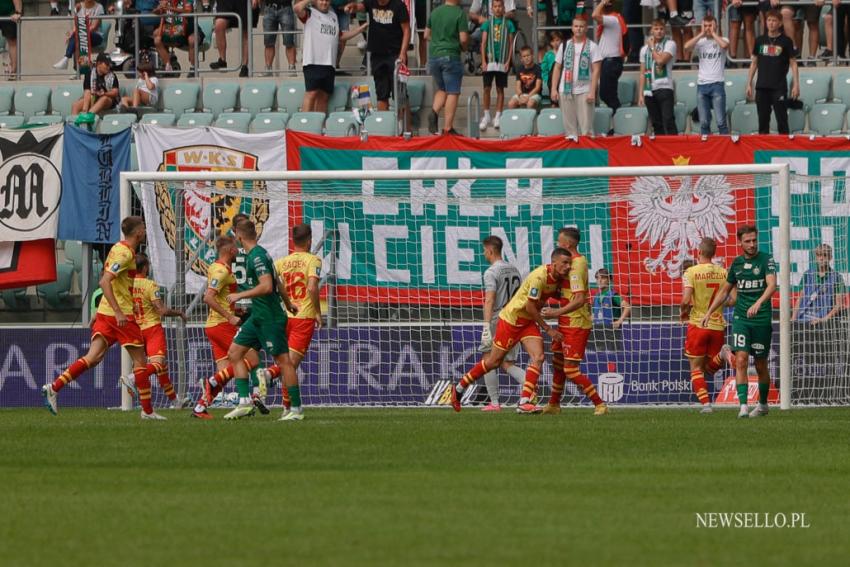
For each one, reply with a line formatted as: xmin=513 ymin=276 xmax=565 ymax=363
xmin=134 ymin=125 xmax=287 ymax=293
xmin=0 ymin=124 xmax=64 ymax=242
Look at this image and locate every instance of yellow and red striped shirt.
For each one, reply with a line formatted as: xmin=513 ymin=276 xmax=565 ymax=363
xmin=275 ymin=251 xmax=322 ymax=320
xmin=499 ymin=264 xmax=561 ymax=326
xmin=132 ymin=277 xmax=162 ymax=330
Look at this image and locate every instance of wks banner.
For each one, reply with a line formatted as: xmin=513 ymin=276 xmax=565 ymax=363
xmin=287 ymin=132 xmax=850 ymax=306
xmin=135 ymin=125 xmax=287 ymax=292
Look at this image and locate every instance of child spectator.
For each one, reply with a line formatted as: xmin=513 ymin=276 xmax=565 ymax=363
xmin=425 ymin=0 xmax=469 ymax=135
xmin=478 ymin=0 xmax=515 ymax=131
xmin=71 ymin=53 xmax=120 ymax=117
xmin=539 ymin=31 xmax=563 ymax=106
xmin=638 ymin=19 xmax=678 ymax=135
xmin=592 ymin=268 xmax=631 ymax=329
xmin=119 ymin=61 xmax=158 ymax=110
xmin=684 ymin=14 xmax=729 ymax=136
xmin=53 ymin=0 xmax=105 ymax=70
xmin=509 ymin=46 xmax=542 ymax=110
xmin=550 ymin=16 xmax=600 ymax=138
xmin=746 ymin=9 xmax=799 ymax=134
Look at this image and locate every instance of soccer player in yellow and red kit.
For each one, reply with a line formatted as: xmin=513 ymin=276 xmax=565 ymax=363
xmin=192 ymin=235 xmax=261 ymax=419
xmin=541 ymin=227 xmax=608 ymax=415
xmin=680 ymin=237 xmax=732 ymax=413
xmin=263 ymin=224 xmax=323 ymax=415
xmin=451 ymin=248 xmax=572 ymax=414
xmin=121 ymin=253 xmax=186 ymax=407
xmin=42 ymin=216 xmax=167 ymax=419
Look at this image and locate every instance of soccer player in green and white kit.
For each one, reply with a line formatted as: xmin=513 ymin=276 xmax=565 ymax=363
xmin=224 ymin=219 xmax=304 ymax=421
xmin=703 ymin=225 xmax=777 ymax=419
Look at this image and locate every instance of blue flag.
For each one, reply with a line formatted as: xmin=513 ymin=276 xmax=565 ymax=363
xmin=58 ymin=125 xmax=130 ymax=243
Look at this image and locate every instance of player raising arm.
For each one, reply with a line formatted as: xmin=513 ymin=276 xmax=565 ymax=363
xmin=451 ymin=248 xmax=572 ymax=414
xmin=702 ymin=226 xmax=776 ymax=419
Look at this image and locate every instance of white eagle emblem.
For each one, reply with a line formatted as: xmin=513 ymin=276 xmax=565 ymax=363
xmin=628 ymin=175 xmax=735 ymax=278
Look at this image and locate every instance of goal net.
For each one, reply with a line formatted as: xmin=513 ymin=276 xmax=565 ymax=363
xmin=123 ymin=165 xmax=850 ymax=410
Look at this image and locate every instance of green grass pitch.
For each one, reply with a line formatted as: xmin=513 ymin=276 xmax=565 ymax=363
xmin=1 ymin=407 xmax=849 ymax=566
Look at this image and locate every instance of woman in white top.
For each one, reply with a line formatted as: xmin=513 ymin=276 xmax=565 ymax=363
xmin=53 ymin=0 xmax=105 ymax=70
xmin=120 ymin=61 xmax=159 ymax=109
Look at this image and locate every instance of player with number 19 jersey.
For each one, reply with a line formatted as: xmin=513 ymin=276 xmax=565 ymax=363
xmin=275 ymin=251 xmax=322 ymax=356
xmin=683 ymin=262 xmax=727 ymax=358
xmin=728 ymin=251 xmax=776 ymax=357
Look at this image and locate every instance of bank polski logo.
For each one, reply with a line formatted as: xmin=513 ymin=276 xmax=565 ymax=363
xmin=598 ymin=372 xmax=625 ymax=403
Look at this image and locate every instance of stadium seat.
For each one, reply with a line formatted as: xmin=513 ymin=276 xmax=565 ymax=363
xmin=328 ymin=82 xmax=349 ymax=112
xmin=250 ymin=112 xmax=289 ymax=132
xmin=724 ymin=74 xmax=748 ymax=112
xmin=612 ymin=106 xmax=647 ymax=135
xmin=797 ymin=70 xmax=830 ymax=112
xmin=363 ymin=111 xmax=398 ymax=136
xmin=214 ymin=112 xmax=252 ymax=133
xmin=176 ymin=111 xmax=214 ymax=128
xmin=407 ymin=81 xmax=426 ymax=114
xmin=277 ymin=82 xmax=305 ymax=114
xmin=499 ymin=109 xmax=536 ymax=139
xmin=25 ymin=115 xmax=64 ymax=127
xmin=36 ymin=264 xmax=75 ymax=309
xmin=769 ymin=108 xmax=806 ymax=135
xmin=617 ymin=76 xmax=636 ymax=106
xmin=202 ymin=82 xmax=239 ymax=116
xmin=808 ymin=103 xmax=847 ymax=136
xmin=536 ymin=108 xmax=564 ymax=136
xmin=674 ymin=103 xmax=687 ymax=134
xmin=0 ymin=115 xmax=25 ymax=128
xmin=0 ymin=288 xmax=28 ymax=310
xmin=831 ymin=71 xmax=850 ymax=106
xmin=161 ymin=82 xmax=200 ymax=117
xmin=130 ymin=141 xmax=138 ymax=171
xmin=674 ymin=74 xmax=698 ymax=113
xmin=0 ymin=85 xmax=13 ymax=115
xmin=63 ymin=240 xmax=82 ymax=272
xmin=98 ymin=113 xmax=137 ymax=134
xmin=324 ymin=111 xmax=358 ymax=137
xmin=730 ymin=103 xmax=759 ymax=134
xmin=95 ymin=21 xmax=112 ymax=55
xmin=50 ymin=84 xmax=83 ymax=118
xmin=593 ymin=107 xmax=613 ymax=135
xmin=287 ymin=111 xmax=325 ymax=134
xmin=239 ymin=82 xmax=276 ymax=117
xmin=13 ymin=85 xmax=51 ymax=119
xmin=140 ymin=112 xmax=176 ymax=126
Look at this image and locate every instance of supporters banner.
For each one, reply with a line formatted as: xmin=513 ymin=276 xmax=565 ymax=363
xmin=0 ymin=125 xmax=63 ymax=242
xmin=0 ymin=239 xmax=57 ymax=289
xmin=287 ymin=132 xmax=850 ymax=305
xmin=134 ymin=125 xmax=287 ymax=292
xmin=58 ymin=125 xmax=130 ymax=244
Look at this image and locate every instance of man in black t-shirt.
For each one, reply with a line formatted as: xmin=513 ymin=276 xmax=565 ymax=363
xmin=745 ymin=9 xmax=799 ymax=135
xmin=346 ymin=0 xmax=411 ymax=111
xmin=71 ymin=53 xmax=120 ymax=116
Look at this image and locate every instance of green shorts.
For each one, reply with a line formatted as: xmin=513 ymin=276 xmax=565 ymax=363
xmin=730 ymin=321 xmax=772 ymax=358
xmin=233 ymin=316 xmax=288 ymax=356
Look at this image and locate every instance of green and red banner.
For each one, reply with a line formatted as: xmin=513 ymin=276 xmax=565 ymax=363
xmin=286 ymin=132 xmax=850 ymax=306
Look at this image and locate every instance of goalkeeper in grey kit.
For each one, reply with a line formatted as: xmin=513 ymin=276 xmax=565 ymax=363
xmin=478 ymin=236 xmax=528 ymax=411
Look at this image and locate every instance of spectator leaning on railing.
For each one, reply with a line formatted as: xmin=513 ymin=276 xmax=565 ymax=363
xmin=0 ymin=0 xmax=22 ymax=78
xmin=53 ymin=0 xmax=105 ymax=71
xmin=263 ymin=0 xmax=298 ymax=76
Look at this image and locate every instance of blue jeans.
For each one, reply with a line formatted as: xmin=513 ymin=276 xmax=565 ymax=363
xmin=697 ymin=81 xmax=729 ymax=135
xmin=65 ymin=32 xmax=103 ymax=59
xmin=694 ymin=0 xmax=717 ymax=22
xmin=429 ymin=56 xmax=463 ymax=95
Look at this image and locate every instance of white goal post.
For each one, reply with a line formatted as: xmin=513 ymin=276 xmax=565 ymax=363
xmin=120 ymin=163 xmax=799 ymax=410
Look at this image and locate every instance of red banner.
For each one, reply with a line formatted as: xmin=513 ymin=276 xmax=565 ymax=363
xmin=0 ymin=239 xmax=57 ymax=289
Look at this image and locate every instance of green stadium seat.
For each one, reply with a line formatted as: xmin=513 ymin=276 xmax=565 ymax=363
xmin=177 ymin=111 xmax=214 ymax=128
xmin=0 ymin=85 xmax=13 ymax=115
xmin=593 ymin=107 xmax=613 ymax=135
xmin=831 ymin=71 xmax=850 ymax=106
xmin=277 ymin=82 xmax=305 ymax=114
xmin=674 ymin=74 xmax=698 ymax=113
xmin=196 ymin=17 xmax=214 ymax=54
xmin=214 ymin=112 xmax=252 ymax=133
xmin=674 ymin=103 xmax=687 ymax=134
xmin=324 ymin=111 xmax=357 ymax=137
xmin=612 ymin=106 xmax=647 ymax=135
xmin=769 ymin=108 xmax=806 ymax=134
xmin=50 ymin=84 xmax=83 ymax=118
xmin=239 ymin=82 xmax=276 ymax=117
xmin=98 ymin=114 xmax=137 ymax=134
xmin=140 ymin=112 xmax=176 ymax=126
xmin=730 ymin=103 xmax=759 ymax=135
xmin=724 ymin=74 xmax=748 ymax=113
xmin=0 ymin=115 xmax=25 ymax=128
xmin=14 ymin=85 xmax=51 ymax=119
xmin=406 ymin=80 xmax=426 ymax=113
xmin=250 ymin=112 xmax=289 ymax=133
xmin=63 ymin=240 xmax=82 ymax=272
xmin=0 ymin=288 xmax=28 ymax=310
xmin=37 ymin=264 xmax=75 ymax=309
xmin=808 ymin=103 xmax=847 ymax=136
xmin=287 ymin=111 xmax=325 ymax=134
xmin=25 ymin=115 xmax=64 ymax=127
xmin=536 ymin=108 xmax=564 ymax=136
xmin=499 ymin=108 xmax=536 ymax=139
xmin=363 ymin=111 xmax=397 ymax=136
xmin=161 ymin=82 xmax=200 ymax=117
xmin=797 ymin=70 xmax=830 ymax=112
xmin=328 ymin=82 xmax=349 ymax=112
xmin=202 ymin=82 xmax=239 ymax=116
xmin=617 ymin=76 xmax=636 ymax=106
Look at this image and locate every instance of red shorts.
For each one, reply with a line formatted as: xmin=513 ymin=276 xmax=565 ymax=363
xmin=206 ymin=322 xmax=238 ymax=362
xmin=142 ymin=324 xmax=167 ymax=358
xmin=91 ymin=313 xmax=144 ymax=348
xmin=554 ymin=327 xmax=591 ymax=361
xmin=685 ymin=325 xmax=725 ymax=358
xmin=286 ymin=317 xmax=316 ymax=356
xmin=493 ymin=318 xmax=541 ymax=352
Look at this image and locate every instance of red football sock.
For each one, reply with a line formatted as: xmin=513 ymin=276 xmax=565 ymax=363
xmin=705 ymin=353 xmax=723 ymax=375
xmin=134 ymin=366 xmax=154 ymax=414
xmin=459 ymin=360 xmax=489 ymax=390
xmin=690 ymin=369 xmax=710 ymax=405
xmin=52 ymin=357 xmax=90 ymax=392
xmin=521 ymin=365 xmax=541 ymax=400
xmin=566 ymin=366 xmax=603 ymax=406
xmin=282 ymin=385 xmax=291 ymax=410
xmin=211 ymin=358 xmax=257 ymax=387
xmin=550 ymin=354 xmax=565 ymax=406
xmin=156 ymin=366 xmax=176 ymax=401
xmin=267 ymin=365 xmax=281 ymax=380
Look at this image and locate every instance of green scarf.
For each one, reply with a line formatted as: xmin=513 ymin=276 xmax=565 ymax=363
xmin=562 ymin=39 xmax=590 ymax=96
xmin=643 ymin=37 xmax=668 ymax=94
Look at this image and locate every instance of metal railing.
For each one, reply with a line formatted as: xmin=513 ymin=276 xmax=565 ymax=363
xmin=467 ymin=90 xmax=480 ymax=138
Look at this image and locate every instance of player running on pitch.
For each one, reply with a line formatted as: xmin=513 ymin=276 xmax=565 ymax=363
xmin=451 ymin=248 xmax=572 ymax=414
xmin=679 ymin=237 xmax=733 ymax=414
xmin=540 ymin=227 xmax=608 ymax=415
xmin=703 ymin=226 xmax=777 ymax=418
xmin=120 ymin=253 xmax=186 ymax=408
xmin=42 ymin=216 xmax=167 ymax=419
